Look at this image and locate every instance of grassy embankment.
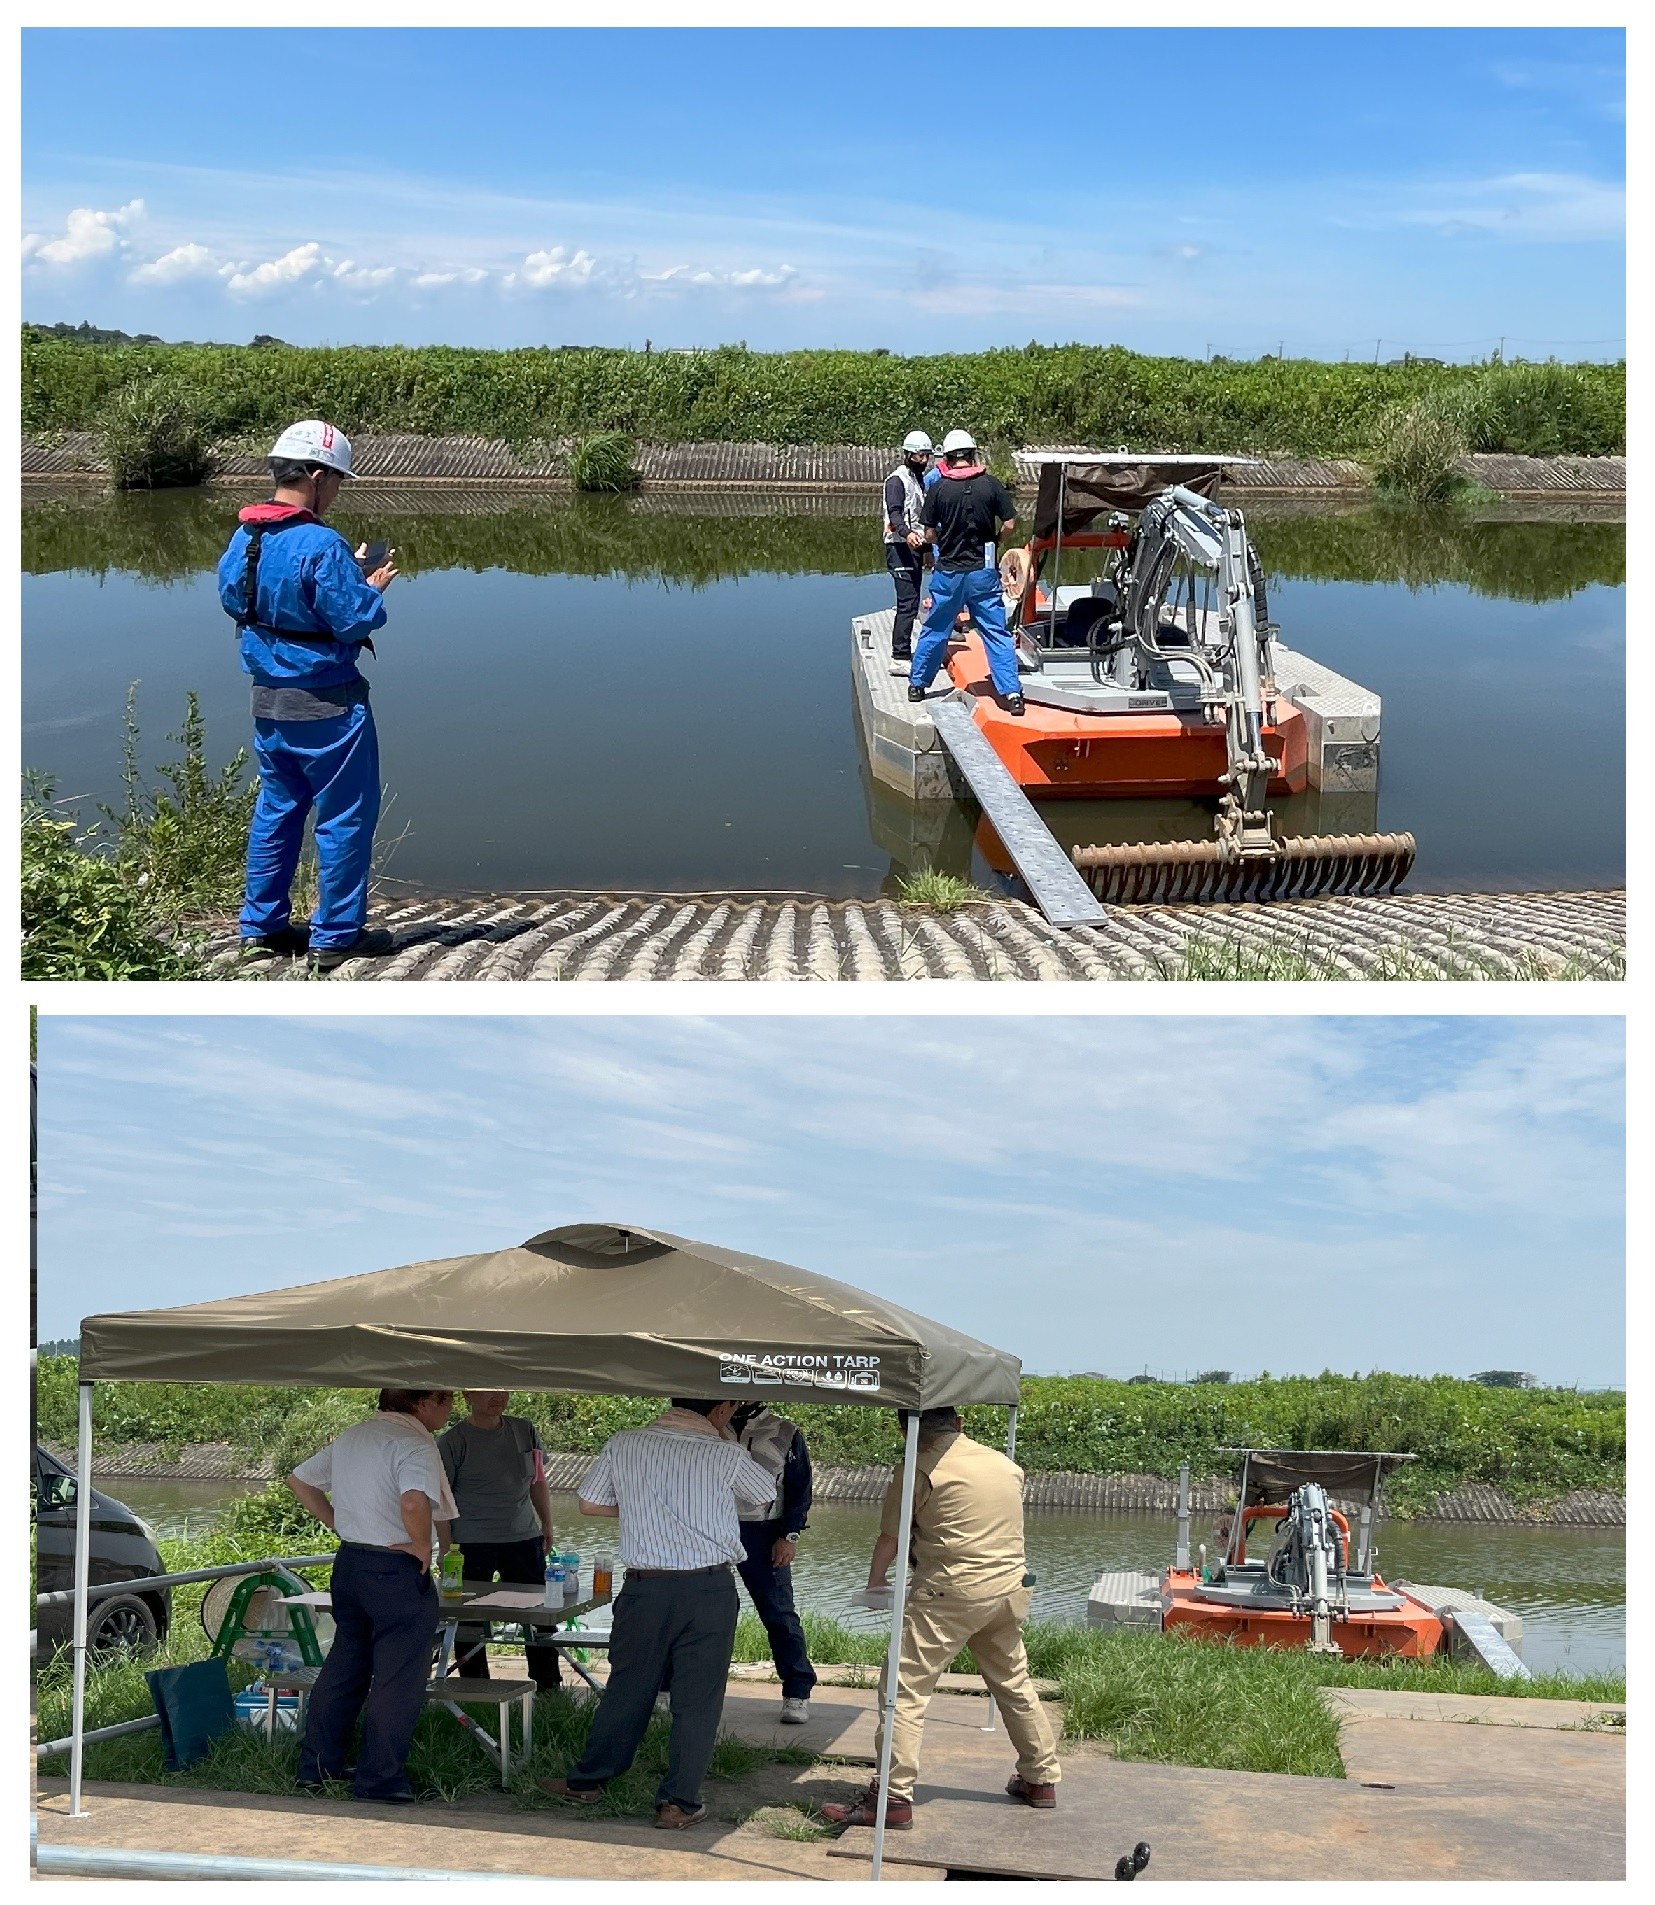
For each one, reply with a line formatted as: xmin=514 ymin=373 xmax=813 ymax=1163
xmin=36 ymin=1361 xmax=1624 ymax=1520
xmin=24 ymin=333 xmax=1625 ymax=505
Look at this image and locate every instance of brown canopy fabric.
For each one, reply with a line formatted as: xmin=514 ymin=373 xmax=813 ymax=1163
xmin=1029 ymin=458 xmax=1227 ymax=540
xmin=1229 ymin=1449 xmax=1416 ymax=1507
xmin=78 ymin=1223 xmax=1021 ymax=1410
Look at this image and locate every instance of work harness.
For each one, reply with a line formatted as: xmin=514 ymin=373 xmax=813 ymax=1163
xmin=233 ymin=513 xmax=375 ymax=655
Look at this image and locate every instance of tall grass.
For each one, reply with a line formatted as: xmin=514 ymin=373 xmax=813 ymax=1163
xmin=36 ymin=1362 xmax=1625 ymax=1516
xmin=1365 ymin=394 xmax=1471 ymax=503
xmin=22 ymin=334 xmax=1626 ymax=460
xmin=567 ymin=431 xmax=640 ymax=492
xmin=99 ymin=376 xmax=218 ymax=489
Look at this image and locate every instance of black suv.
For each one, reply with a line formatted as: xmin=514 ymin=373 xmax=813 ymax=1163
xmin=33 ymin=1446 xmax=171 ymax=1655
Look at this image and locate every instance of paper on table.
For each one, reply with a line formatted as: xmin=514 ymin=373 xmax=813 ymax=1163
xmin=464 ymin=1587 xmax=556 ymax=1611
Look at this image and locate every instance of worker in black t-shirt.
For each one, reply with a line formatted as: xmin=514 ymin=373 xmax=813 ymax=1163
xmin=908 ymin=430 xmax=1024 ymax=715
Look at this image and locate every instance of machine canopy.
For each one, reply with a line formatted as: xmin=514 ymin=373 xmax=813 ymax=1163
xmin=78 ymin=1223 xmax=1021 ymax=1411
xmin=1028 ymin=456 xmax=1229 ymax=541
xmin=1226 ymin=1449 xmax=1417 ymax=1508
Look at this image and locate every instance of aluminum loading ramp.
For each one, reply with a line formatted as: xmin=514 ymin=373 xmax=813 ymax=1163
xmin=924 ymin=693 xmax=1107 ymax=928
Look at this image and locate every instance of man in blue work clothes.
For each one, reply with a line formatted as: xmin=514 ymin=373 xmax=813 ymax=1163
xmin=729 ymin=1401 xmax=817 ymax=1723
xmin=908 ymin=429 xmax=1024 ymax=716
xmin=217 ymin=420 xmax=399 ymax=970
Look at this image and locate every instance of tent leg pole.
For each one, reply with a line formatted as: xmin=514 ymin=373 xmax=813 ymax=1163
xmin=871 ymin=1412 xmax=921 ymax=1882
xmin=70 ymin=1381 xmax=94 ymax=1818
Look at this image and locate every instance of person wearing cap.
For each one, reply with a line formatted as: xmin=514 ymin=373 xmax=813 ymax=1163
xmin=728 ymin=1401 xmax=817 ymax=1723
xmin=820 ymin=1406 xmax=1059 ymax=1831
xmin=285 ymin=1387 xmax=457 ymax=1803
xmin=539 ymin=1398 xmax=776 ymax=1829
xmin=216 ymin=420 xmax=399 ymax=971
xmin=882 ymin=431 xmax=935 ymax=673
xmin=908 ymin=431 xmax=1024 ymax=715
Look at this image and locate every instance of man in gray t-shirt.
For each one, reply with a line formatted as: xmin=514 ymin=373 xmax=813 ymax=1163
xmin=438 ymin=1392 xmax=560 ymax=1689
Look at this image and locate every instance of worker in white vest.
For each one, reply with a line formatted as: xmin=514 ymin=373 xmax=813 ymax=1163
xmin=728 ymin=1401 xmax=817 ymax=1722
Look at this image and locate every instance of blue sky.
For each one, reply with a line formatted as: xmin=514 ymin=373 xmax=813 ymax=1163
xmin=36 ymin=1015 xmax=1623 ymax=1386
xmin=22 ymin=27 xmax=1624 ymax=359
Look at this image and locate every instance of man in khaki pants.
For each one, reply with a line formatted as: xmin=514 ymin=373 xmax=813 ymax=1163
xmin=821 ymin=1406 xmax=1060 ymax=1829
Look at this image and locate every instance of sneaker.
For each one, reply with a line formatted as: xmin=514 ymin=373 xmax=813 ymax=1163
xmin=240 ymin=924 xmax=310 ymax=959
xmin=820 ymin=1784 xmax=912 ymax=1830
xmin=309 ymin=927 xmax=396 ymax=972
xmin=1002 ymin=693 xmax=1026 ymax=716
xmin=1006 ymin=1774 xmax=1058 ymax=1809
xmin=779 ymin=1697 xmax=811 ymax=1724
xmin=907 ymin=684 xmax=928 ymax=703
xmin=655 ymin=1800 xmax=708 ymax=1830
xmin=889 ymin=659 xmax=911 ymax=677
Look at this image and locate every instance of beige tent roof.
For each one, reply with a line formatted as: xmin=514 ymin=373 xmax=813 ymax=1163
xmin=79 ymin=1223 xmax=1020 ymax=1410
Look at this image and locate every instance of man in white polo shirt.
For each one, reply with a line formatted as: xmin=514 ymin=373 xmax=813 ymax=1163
xmin=539 ymin=1397 xmax=775 ymax=1829
xmin=286 ymin=1387 xmax=457 ymax=1802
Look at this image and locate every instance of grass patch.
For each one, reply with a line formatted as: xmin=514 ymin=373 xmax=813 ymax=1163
xmin=1366 ymin=393 xmax=1471 ymax=504
xmin=896 ymin=867 xmax=981 ymax=909
xmin=99 ymin=376 xmax=218 ymax=489
xmin=1148 ymin=933 xmax=1624 ymax=983
xmin=567 ymin=431 xmax=640 ymax=492
xmin=743 ymin=1802 xmax=835 ymax=1840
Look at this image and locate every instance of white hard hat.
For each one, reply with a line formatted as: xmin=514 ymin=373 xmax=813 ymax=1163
xmin=941 ymin=428 xmax=977 ymax=455
xmin=268 ymin=419 xmax=356 ymax=478
xmin=902 ymin=430 xmax=933 ymax=456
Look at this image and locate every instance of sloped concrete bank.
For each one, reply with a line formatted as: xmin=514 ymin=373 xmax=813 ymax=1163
xmin=51 ymin=1443 xmax=1624 ymax=1524
xmin=21 ymin=433 xmax=1627 ymax=499
xmin=192 ymin=888 xmax=1626 ymax=982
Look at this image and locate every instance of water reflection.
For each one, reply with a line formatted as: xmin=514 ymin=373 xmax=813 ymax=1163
xmin=23 ymin=488 xmax=1624 ymax=895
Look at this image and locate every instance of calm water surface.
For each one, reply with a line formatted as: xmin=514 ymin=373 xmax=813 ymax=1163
xmin=26 ymin=491 xmax=1624 ymax=896
xmin=107 ymin=1477 xmax=1622 ymax=1678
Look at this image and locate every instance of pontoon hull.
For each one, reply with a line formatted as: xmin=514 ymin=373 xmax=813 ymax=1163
xmin=1160 ymin=1568 xmax=1446 ymax=1660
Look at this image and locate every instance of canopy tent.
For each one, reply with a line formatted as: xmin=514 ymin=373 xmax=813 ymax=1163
xmin=1026 ymin=453 xmax=1246 ymax=541
xmin=66 ymin=1223 xmax=1023 ymax=1876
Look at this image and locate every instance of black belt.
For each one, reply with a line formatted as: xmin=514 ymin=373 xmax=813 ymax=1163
xmin=624 ymin=1563 xmax=732 ymax=1577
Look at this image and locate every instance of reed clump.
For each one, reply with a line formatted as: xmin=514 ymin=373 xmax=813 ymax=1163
xmin=567 ymin=431 xmax=640 ymax=492
xmin=99 ymin=376 xmax=219 ymax=489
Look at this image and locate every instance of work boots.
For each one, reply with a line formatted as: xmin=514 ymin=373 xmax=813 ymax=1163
xmin=820 ymin=1783 xmax=913 ymax=1829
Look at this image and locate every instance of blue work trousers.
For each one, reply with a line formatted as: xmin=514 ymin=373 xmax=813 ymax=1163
xmin=911 ymin=566 xmax=1021 ymax=699
xmin=297 ymin=1544 xmax=440 ymax=1801
xmin=737 ymin=1521 xmax=817 ymax=1700
xmin=241 ymin=702 xmax=380 ymax=950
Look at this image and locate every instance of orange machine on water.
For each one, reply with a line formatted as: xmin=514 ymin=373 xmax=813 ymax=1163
xmin=942 ymin=455 xmax=1416 ymax=904
xmin=1162 ymin=1449 xmax=1443 ymax=1660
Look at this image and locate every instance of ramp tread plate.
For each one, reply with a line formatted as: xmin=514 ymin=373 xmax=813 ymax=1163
xmin=928 ymin=696 xmax=1107 ymax=928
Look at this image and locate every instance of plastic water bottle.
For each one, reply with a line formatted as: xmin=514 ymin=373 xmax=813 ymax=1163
xmin=544 ymin=1553 xmax=565 ymax=1605
xmin=562 ymin=1552 xmax=581 ymax=1598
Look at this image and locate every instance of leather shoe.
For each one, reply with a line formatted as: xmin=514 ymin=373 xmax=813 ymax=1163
xmin=539 ymin=1776 xmax=606 ymax=1804
xmin=1006 ymin=1774 xmax=1057 ymax=1809
xmin=655 ymin=1800 xmax=708 ymax=1829
xmin=821 ymin=1783 xmax=913 ymax=1829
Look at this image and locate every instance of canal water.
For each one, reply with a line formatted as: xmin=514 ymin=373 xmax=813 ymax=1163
xmin=108 ymin=1477 xmax=1623 ymax=1679
xmin=24 ymin=490 xmax=1624 ymax=898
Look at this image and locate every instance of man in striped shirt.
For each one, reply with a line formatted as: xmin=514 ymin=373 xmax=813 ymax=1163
xmin=539 ymin=1398 xmax=776 ymax=1829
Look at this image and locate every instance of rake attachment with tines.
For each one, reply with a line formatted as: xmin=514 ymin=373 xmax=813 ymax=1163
xmin=1073 ymin=831 xmax=1418 ymax=906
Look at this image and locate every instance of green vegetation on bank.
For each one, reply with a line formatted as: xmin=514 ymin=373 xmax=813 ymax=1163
xmin=37 ymin=1363 xmax=1624 ymax=1517
xmin=22 ymin=691 xmax=263 ymax=981
xmin=21 ymin=486 xmax=1626 ymax=604
xmin=23 ymin=333 xmax=1625 ymax=463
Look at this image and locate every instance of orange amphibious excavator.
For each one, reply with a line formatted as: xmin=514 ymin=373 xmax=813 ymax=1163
xmin=949 ymin=455 xmax=1416 ymax=904
xmin=1162 ymin=1450 xmax=1444 ymax=1660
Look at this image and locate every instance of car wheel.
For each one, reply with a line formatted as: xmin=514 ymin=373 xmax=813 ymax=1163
xmin=90 ymin=1595 xmax=159 ymax=1655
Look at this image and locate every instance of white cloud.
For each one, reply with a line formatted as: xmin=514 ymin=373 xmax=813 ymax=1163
xmin=509 ymin=245 xmax=600 ymax=290
xmin=128 ymin=242 xmax=216 ymax=287
xmin=412 ymin=266 xmax=488 ymax=288
xmin=224 ymin=241 xmax=324 ymax=296
xmin=1364 ymin=172 xmax=1624 ymax=244
xmin=331 ymin=258 xmax=399 ymax=294
xmin=23 ymin=198 xmax=144 ymax=267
